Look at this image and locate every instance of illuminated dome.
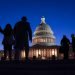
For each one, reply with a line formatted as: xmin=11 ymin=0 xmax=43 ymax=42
xmin=32 ymin=17 xmax=56 ymax=46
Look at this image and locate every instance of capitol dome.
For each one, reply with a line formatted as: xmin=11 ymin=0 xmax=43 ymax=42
xmin=32 ymin=17 xmax=56 ymax=46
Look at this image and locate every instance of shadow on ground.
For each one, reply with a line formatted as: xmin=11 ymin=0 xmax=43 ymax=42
xmin=0 ymin=60 xmax=75 ymax=75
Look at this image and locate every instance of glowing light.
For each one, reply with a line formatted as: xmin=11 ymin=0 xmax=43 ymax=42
xmin=38 ymin=49 xmax=41 ymax=55
xmin=60 ymin=53 xmax=64 ymax=58
xmin=3 ymin=53 xmax=4 ymax=56
xmin=40 ymin=38 xmax=43 ymax=42
xmin=36 ymin=50 xmax=38 ymax=58
xmin=21 ymin=50 xmax=25 ymax=58
xmin=42 ymin=57 xmax=46 ymax=60
xmin=55 ymin=49 xmax=57 ymax=56
xmin=36 ymin=49 xmax=41 ymax=58
xmin=7 ymin=56 xmax=9 ymax=59
xmin=43 ymin=39 xmax=45 ymax=42
xmin=41 ymin=16 xmax=46 ymax=23
xmin=52 ymin=49 xmax=55 ymax=55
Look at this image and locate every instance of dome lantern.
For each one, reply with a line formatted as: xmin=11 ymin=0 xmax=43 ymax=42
xmin=41 ymin=16 xmax=46 ymax=24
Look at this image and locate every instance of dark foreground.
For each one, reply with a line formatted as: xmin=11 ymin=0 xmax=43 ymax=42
xmin=0 ymin=60 xmax=75 ymax=75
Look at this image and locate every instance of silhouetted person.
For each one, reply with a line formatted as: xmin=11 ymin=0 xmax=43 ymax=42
xmin=13 ymin=16 xmax=32 ymax=60
xmin=61 ymin=35 xmax=70 ymax=60
xmin=71 ymin=34 xmax=75 ymax=58
xmin=0 ymin=24 xmax=13 ymax=60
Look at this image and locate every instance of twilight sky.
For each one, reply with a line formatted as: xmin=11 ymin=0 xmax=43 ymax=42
xmin=0 ymin=0 xmax=75 ymax=49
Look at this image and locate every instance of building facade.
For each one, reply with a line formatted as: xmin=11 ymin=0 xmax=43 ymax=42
xmin=21 ymin=17 xmax=60 ymax=60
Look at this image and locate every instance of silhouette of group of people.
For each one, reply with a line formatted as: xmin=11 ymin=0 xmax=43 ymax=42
xmin=60 ymin=34 xmax=75 ymax=60
xmin=0 ymin=16 xmax=75 ymax=61
xmin=0 ymin=16 xmax=32 ymax=61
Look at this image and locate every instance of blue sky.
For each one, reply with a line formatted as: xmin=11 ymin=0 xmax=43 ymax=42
xmin=0 ymin=0 xmax=75 ymax=49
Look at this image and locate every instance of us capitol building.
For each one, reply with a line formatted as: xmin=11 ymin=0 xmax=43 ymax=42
xmin=21 ymin=17 xmax=60 ymax=60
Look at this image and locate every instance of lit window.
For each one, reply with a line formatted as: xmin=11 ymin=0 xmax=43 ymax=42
xmin=43 ymin=49 xmax=46 ymax=57
xmin=47 ymin=49 xmax=50 ymax=58
xmin=49 ymin=49 xmax=51 ymax=57
xmin=40 ymin=38 xmax=43 ymax=42
xmin=33 ymin=49 xmax=36 ymax=56
xmin=41 ymin=49 xmax=44 ymax=57
xmin=35 ymin=39 xmax=37 ymax=43
xmin=52 ymin=49 xmax=55 ymax=55
xmin=38 ymin=49 xmax=41 ymax=55
xmin=36 ymin=49 xmax=38 ymax=58
xmin=21 ymin=50 xmax=25 ymax=58
xmin=43 ymin=39 xmax=45 ymax=42
xmin=55 ymin=49 xmax=57 ymax=57
xmin=37 ymin=38 xmax=39 ymax=43
xmin=42 ymin=57 xmax=46 ymax=60
xmin=60 ymin=53 xmax=64 ymax=58
xmin=29 ymin=49 xmax=33 ymax=58
xmin=7 ymin=56 xmax=9 ymax=59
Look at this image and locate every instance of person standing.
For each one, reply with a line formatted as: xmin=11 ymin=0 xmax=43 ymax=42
xmin=13 ymin=16 xmax=32 ymax=60
xmin=71 ymin=34 xmax=75 ymax=58
xmin=61 ymin=35 xmax=70 ymax=60
xmin=0 ymin=24 xmax=13 ymax=60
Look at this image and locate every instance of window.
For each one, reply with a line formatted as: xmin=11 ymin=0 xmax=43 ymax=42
xmin=21 ymin=50 xmax=25 ymax=58
xmin=38 ymin=49 xmax=41 ymax=55
xmin=43 ymin=39 xmax=45 ymax=42
xmin=36 ymin=49 xmax=38 ymax=58
xmin=52 ymin=49 xmax=55 ymax=55
xmin=55 ymin=49 xmax=57 ymax=57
